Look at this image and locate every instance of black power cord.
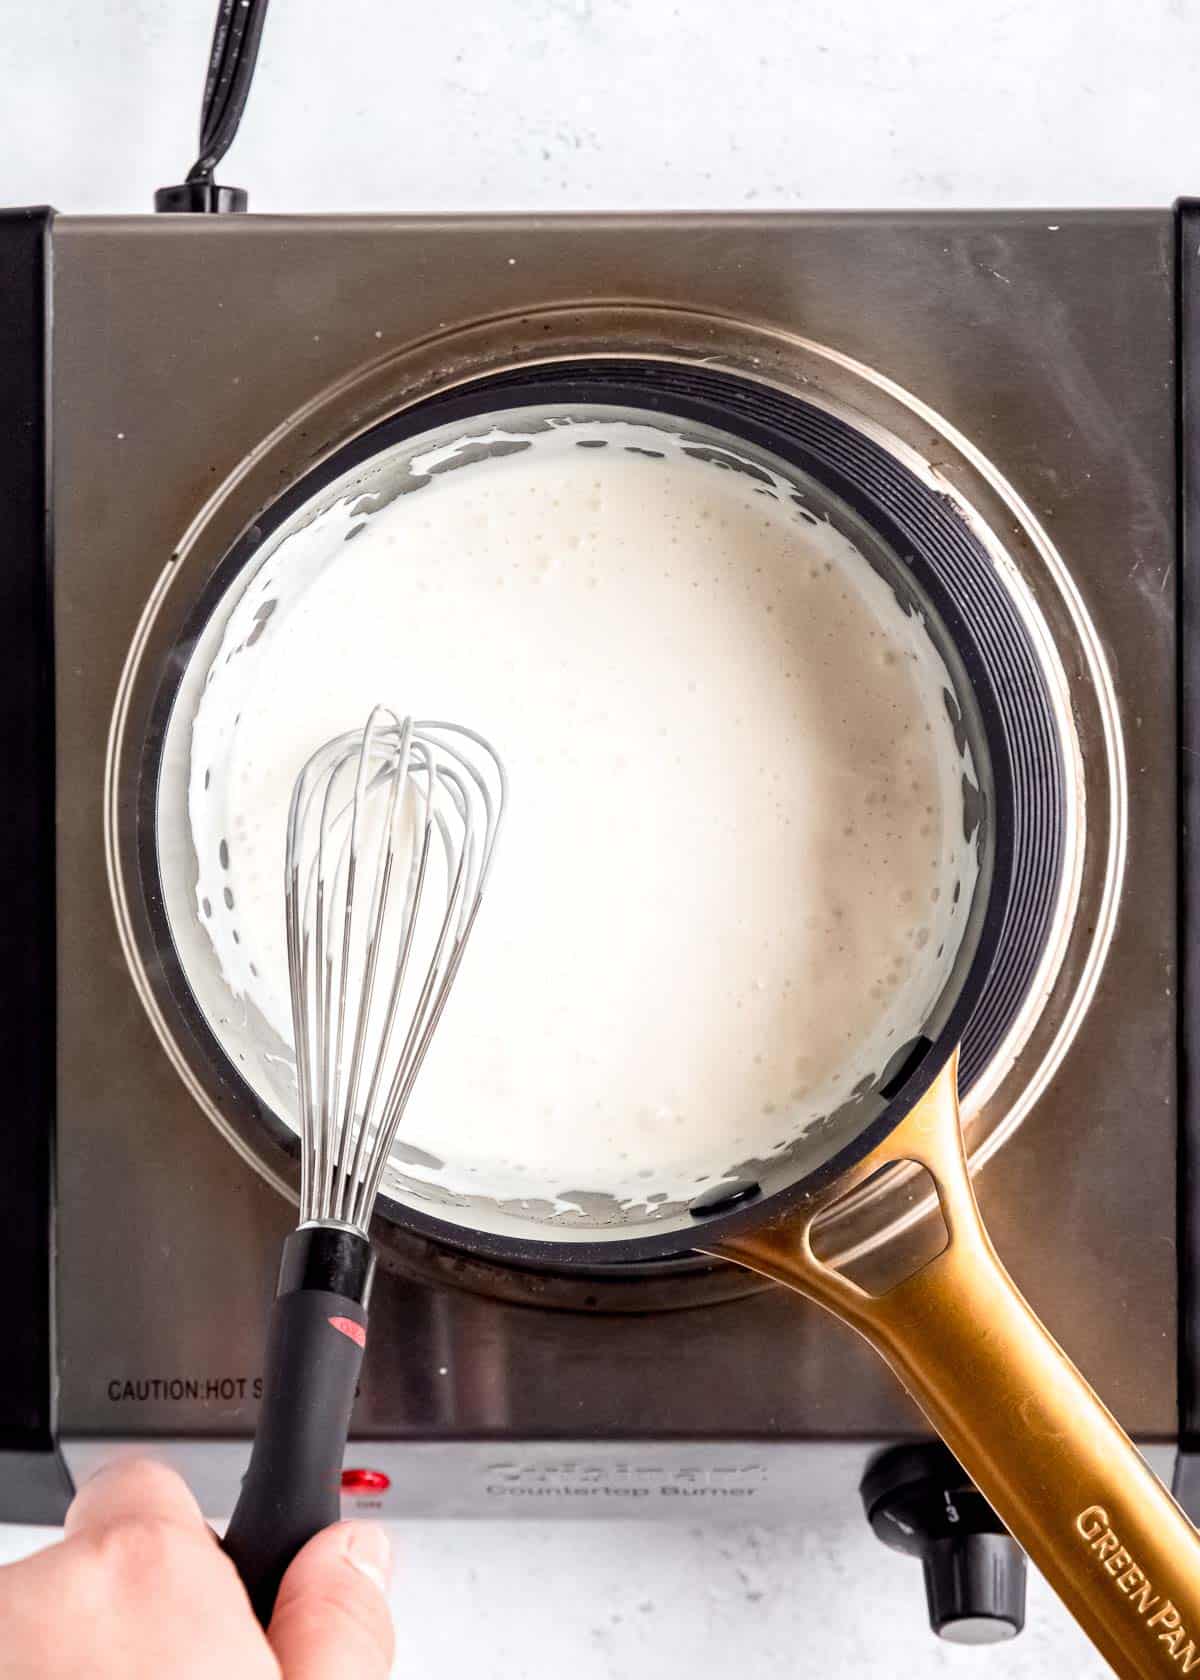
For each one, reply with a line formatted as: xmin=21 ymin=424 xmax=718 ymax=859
xmin=155 ymin=0 xmax=272 ymax=213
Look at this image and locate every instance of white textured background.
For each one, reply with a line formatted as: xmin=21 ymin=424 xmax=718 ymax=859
xmin=2 ymin=0 xmax=1192 ymax=1672
xmin=2 ymin=0 xmax=1199 ymax=213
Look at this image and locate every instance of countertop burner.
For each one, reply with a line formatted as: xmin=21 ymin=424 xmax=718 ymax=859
xmin=0 ymin=211 xmax=1184 ymax=1589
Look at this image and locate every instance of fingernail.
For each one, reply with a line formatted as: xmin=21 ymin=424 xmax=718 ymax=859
xmin=343 ymin=1522 xmax=391 ymax=1593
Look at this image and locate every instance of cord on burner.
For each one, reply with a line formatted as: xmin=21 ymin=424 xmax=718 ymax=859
xmin=189 ymin=0 xmax=272 ymax=187
xmin=154 ymin=0 xmax=271 ymax=214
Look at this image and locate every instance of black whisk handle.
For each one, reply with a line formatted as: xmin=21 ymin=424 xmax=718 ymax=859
xmin=223 ymin=1227 xmax=374 ymax=1625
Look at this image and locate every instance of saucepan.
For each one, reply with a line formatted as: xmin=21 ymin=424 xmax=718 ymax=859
xmin=112 ymin=360 xmax=1200 ymax=1679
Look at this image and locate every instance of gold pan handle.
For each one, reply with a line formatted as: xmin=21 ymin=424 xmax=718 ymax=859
xmin=708 ymin=1057 xmax=1200 ymax=1679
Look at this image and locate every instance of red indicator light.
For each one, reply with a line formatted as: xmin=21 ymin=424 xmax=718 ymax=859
xmin=341 ymin=1467 xmax=391 ymax=1494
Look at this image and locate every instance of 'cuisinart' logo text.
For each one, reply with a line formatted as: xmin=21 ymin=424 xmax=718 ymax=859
xmin=484 ymin=1461 xmax=766 ymax=1501
xmin=1077 ymin=1505 xmax=1200 ymax=1671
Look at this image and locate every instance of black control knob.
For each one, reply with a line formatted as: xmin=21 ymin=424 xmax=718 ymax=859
xmin=861 ymin=1443 xmax=1026 ymax=1646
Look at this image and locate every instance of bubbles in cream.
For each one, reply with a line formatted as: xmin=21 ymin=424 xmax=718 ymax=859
xmin=187 ymin=416 xmax=977 ymax=1227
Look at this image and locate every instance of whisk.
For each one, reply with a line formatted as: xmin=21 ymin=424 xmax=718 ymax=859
xmin=223 ymin=706 xmax=505 ymax=1620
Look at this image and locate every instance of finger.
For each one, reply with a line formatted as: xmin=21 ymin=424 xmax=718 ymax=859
xmin=268 ymin=1521 xmax=394 ymax=1680
xmin=64 ymin=1457 xmax=208 ymax=1540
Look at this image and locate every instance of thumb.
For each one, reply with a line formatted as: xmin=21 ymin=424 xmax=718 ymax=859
xmin=268 ymin=1521 xmax=395 ymax=1680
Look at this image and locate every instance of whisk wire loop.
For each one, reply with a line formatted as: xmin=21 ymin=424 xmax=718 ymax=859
xmin=285 ymin=707 xmax=505 ymax=1232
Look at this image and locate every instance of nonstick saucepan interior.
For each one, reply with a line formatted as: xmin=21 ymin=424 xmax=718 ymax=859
xmin=129 ymin=363 xmax=1200 ymax=1678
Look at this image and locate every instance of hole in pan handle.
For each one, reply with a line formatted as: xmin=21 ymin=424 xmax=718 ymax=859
xmin=706 ymin=1052 xmax=1200 ymax=1680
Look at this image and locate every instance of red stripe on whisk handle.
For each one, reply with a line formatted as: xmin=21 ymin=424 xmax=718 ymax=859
xmin=328 ymin=1314 xmax=367 ymax=1349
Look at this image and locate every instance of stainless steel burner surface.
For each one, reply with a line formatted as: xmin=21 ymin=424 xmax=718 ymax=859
xmin=50 ymin=210 xmax=1176 ymax=1518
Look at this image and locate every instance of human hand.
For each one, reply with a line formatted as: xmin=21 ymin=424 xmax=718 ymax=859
xmin=0 ymin=1458 xmax=395 ymax=1678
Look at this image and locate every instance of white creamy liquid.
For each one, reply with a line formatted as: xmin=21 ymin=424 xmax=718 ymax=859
xmin=186 ymin=418 xmax=976 ymax=1222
